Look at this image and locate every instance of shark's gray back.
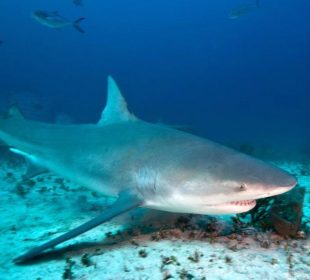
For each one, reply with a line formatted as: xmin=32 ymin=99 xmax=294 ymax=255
xmin=0 ymin=114 xmax=270 ymax=200
xmin=0 ymin=114 xmax=200 ymax=195
xmin=0 ymin=116 xmax=203 ymax=195
xmin=0 ymin=76 xmax=293 ymax=203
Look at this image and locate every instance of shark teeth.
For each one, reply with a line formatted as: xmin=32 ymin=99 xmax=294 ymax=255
xmin=228 ymin=200 xmax=256 ymax=206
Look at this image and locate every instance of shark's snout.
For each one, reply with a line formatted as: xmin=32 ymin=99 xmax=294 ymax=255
xmin=244 ymin=164 xmax=297 ymax=203
xmin=281 ymin=173 xmax=297 ymax=189
xmin=271 ymin=164 xmax=297 ymax=188
xmin=262 ymin=172 xmax=297 ymax=198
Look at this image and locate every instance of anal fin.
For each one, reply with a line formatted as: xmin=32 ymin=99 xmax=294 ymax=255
xmin=13 ymin=190 xmax=143 ymax=264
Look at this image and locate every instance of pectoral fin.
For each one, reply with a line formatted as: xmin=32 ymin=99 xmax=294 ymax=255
xmin=9 ymin=148 xmax=49 ymax=179
xmin=13 ymin=190 xmax=143 ymax=263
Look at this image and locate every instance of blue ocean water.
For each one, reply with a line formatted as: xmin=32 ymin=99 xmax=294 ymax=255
xmin=0 ymin=0 xmax=309 ymax=157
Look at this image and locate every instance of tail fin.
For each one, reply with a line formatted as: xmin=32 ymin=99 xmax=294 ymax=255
xmin=73 ymin=17 xmax=85 ymax=33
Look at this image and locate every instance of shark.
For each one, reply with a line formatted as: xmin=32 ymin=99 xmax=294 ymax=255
xmin=0 ymin=77 xmax=296 ymax=263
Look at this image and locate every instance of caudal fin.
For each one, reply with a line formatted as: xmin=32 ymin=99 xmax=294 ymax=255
xmin=73 ymin=17 xmax=85 ymax=33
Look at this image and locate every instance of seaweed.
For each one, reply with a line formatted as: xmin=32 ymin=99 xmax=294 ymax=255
xmin=271 ymin=187 xmax=305 ymax=237
xmin=175 ymin=216 xmax=191 ymax=231
xmin=233 ymin=186 xmax=305 ymax=237
xmin=197 ymin=216 xmax=218 ymax=233
xmin=235 ymin=197 xmax=274 ymax=229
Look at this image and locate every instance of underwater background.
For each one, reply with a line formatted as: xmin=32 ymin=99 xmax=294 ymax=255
xmin=1 ymin=0 xmax=310 ymax=161
xmin=0 ymin=1 xmax=310 ymax=279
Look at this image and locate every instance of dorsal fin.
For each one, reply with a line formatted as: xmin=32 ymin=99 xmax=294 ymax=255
xmin=98 ymin=76 xmax=137 ymax=125
xmin=8 ymin=106 xmax=24 ymax=120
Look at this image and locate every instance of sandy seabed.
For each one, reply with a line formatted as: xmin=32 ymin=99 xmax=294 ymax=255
xmin=0 ymin=156 xmax=309 ymax=280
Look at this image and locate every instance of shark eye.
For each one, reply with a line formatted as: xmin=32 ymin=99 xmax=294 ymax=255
xmin=239 ymin=183 xmax=247 ymax=191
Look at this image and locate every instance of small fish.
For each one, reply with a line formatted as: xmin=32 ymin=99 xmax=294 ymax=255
xmin=229 ymin=0 xmax=260 ymax=20
xmin=32 ymin=10 xmax=85 ymax=33
xmin=73 ymin=0 xmax=83 ymax=6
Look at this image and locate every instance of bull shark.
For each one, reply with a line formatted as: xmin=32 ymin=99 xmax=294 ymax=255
xmin=32 ymin=10 xmax=85 ymax=33
xmin=0 ymin=77 xmax=296 ymax=263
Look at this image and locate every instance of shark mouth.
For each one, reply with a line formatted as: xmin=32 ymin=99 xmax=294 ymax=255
xmin=201 ymin=199 xmax=257 ymax=214
xmin=227 ymin=200 xmax=256 ymax=207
